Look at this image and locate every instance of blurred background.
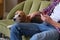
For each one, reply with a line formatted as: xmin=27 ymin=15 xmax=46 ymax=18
xmin=0 ymin=0 xmax=25 ymax=19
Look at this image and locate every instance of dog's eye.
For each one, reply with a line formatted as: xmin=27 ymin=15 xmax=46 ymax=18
xmin=18 ymin=15 xmax=21 ymax=17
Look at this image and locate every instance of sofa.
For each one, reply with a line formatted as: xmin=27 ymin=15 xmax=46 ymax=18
xmin=0 ymin=0 xmax=51 ymax=40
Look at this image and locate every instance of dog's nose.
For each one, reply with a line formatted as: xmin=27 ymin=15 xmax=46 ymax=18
xmin=13 ymin=18 xmax=16 ymax=21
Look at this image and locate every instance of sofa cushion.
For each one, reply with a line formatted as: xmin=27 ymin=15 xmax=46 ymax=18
xmin=0 ymin=25 xmax=10 ymax=37
xmin=23 ymin=0 xmax=33 ymax=14
xmin=0 ymin=20 xmax=14 ymax=26
xmin=0 ymin=20 xmax=14 ymax=37
xmin=39 ymin=1 xmax=51 ymax=11
xmin=29 ymin=0 xmax=41 ymax=14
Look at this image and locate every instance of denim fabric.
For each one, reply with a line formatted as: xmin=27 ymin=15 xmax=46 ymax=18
xmin=30 ymin=29 xmax=59 ymax=40
xmin=10 ymin=22 xmax=59 ymax=40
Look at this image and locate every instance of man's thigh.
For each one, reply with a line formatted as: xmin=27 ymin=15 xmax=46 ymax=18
xmin=12 ymin=23 xmax=41 ymax=36
xmin=38 ymin=22 xmax=56 ymax=31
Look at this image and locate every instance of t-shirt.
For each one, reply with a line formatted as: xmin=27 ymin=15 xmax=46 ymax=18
xmin=50 ymin=3 xmax=60 ymax=22
xmin=50 ymin=3 xmax=60 ymax=33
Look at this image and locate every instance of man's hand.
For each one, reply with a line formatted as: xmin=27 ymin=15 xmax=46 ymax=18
xmin=27 ymin=11 xmax=41 ymax=19
xmin=40 ymin=14 xmax=52 ymax=23
xmin=41 ymin=14 xmax=60 ymax=28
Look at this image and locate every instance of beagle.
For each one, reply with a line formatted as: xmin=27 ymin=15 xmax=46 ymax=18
xmin=13 ymin=11 xmax=43 ymax=23
xmin=7 ymin=11 xmax=43 ymax=29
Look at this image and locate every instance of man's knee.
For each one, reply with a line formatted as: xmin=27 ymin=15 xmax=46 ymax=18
xmin=10 ymin=23 xmax=21 ymax=31
xmin=30 ymin=29 xmax=59 ymax=40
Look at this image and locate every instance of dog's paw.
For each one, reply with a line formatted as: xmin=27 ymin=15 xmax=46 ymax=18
xmin=7 ymin=25 xmax=13 ymax=29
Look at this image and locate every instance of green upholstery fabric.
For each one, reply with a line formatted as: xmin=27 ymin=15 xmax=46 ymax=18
xmin=39 ymin=1 xmax=50 ymax=11
xmin=0 ymin=20 xmax=14 ymax=37
xmin=29 ymin=0 xmax=41 ymax=13
xmin=0 ymin=0 xmax=51 ymax=40
xmin=23 ymin=0 xmax=33 ymax=14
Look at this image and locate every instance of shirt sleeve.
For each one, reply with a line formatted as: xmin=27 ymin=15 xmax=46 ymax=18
xmin=43 ymin=0 xmax=59 ymax=16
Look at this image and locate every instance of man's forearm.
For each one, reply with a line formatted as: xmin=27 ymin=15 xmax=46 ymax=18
xmin=40 ymin=14 xmax=60 ymax=28
xmin=49 ymin=19 xmax=60 ymax=28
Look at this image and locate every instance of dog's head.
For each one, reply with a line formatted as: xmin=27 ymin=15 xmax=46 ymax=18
xmin=13 ymin=11 xmax=27 ymax=23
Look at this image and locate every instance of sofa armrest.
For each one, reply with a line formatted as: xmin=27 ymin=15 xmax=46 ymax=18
xmin=6 ymin=1 xmax=25 ymax=19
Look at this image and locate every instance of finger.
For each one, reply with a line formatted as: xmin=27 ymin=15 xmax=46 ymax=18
xmin=43 ymin=14 xmax=49 ymax=17
xmin=40 ymin=14 xmax=45 ymax=17
xmin=40 ymin=14 xmax=43 ymax=17
xmin=42 ymin=12 xmax=46 ymax=15
xmin=40 ymin=14 xmax=45 ymax=18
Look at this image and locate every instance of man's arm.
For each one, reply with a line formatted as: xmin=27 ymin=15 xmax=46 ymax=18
xmin=40 ymin=14 xmax=60 ymax=28
xmin=48 ymin=18 xmax=60 ymax=28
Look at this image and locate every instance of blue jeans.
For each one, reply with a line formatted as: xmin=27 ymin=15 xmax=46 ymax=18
xmin=10 ymin=22 xmax=59 ymax=40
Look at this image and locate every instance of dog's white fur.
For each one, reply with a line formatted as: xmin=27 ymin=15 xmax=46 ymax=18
xmin=7 ymin=25 xmax=13 ymax=29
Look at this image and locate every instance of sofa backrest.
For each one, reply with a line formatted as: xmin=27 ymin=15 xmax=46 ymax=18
xmin=7 ymin=0 xmax=51 ymax=19
xmin=23 ymin=0 xmax=50 ymax=14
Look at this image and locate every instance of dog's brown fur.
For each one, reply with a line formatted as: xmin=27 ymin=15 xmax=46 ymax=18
xmin=28 ymin=11 xmax=43 ymax=23
xmin=13 ymin=10 xmax=43 ymax=23
xmin=13 ymin=11 xmax=31 ymax=22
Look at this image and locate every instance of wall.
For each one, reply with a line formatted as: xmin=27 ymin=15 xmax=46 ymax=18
xmin=0 ymin=0 xmax=3 ymax=19
xmin=5 ymin=0 xmax=18 ymax=12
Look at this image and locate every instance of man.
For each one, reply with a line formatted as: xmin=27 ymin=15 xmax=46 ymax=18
xmin=30 ymin=3 xmax=60 ymax=40
xmin=10 ymin=0 xmax=60 ymax=40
